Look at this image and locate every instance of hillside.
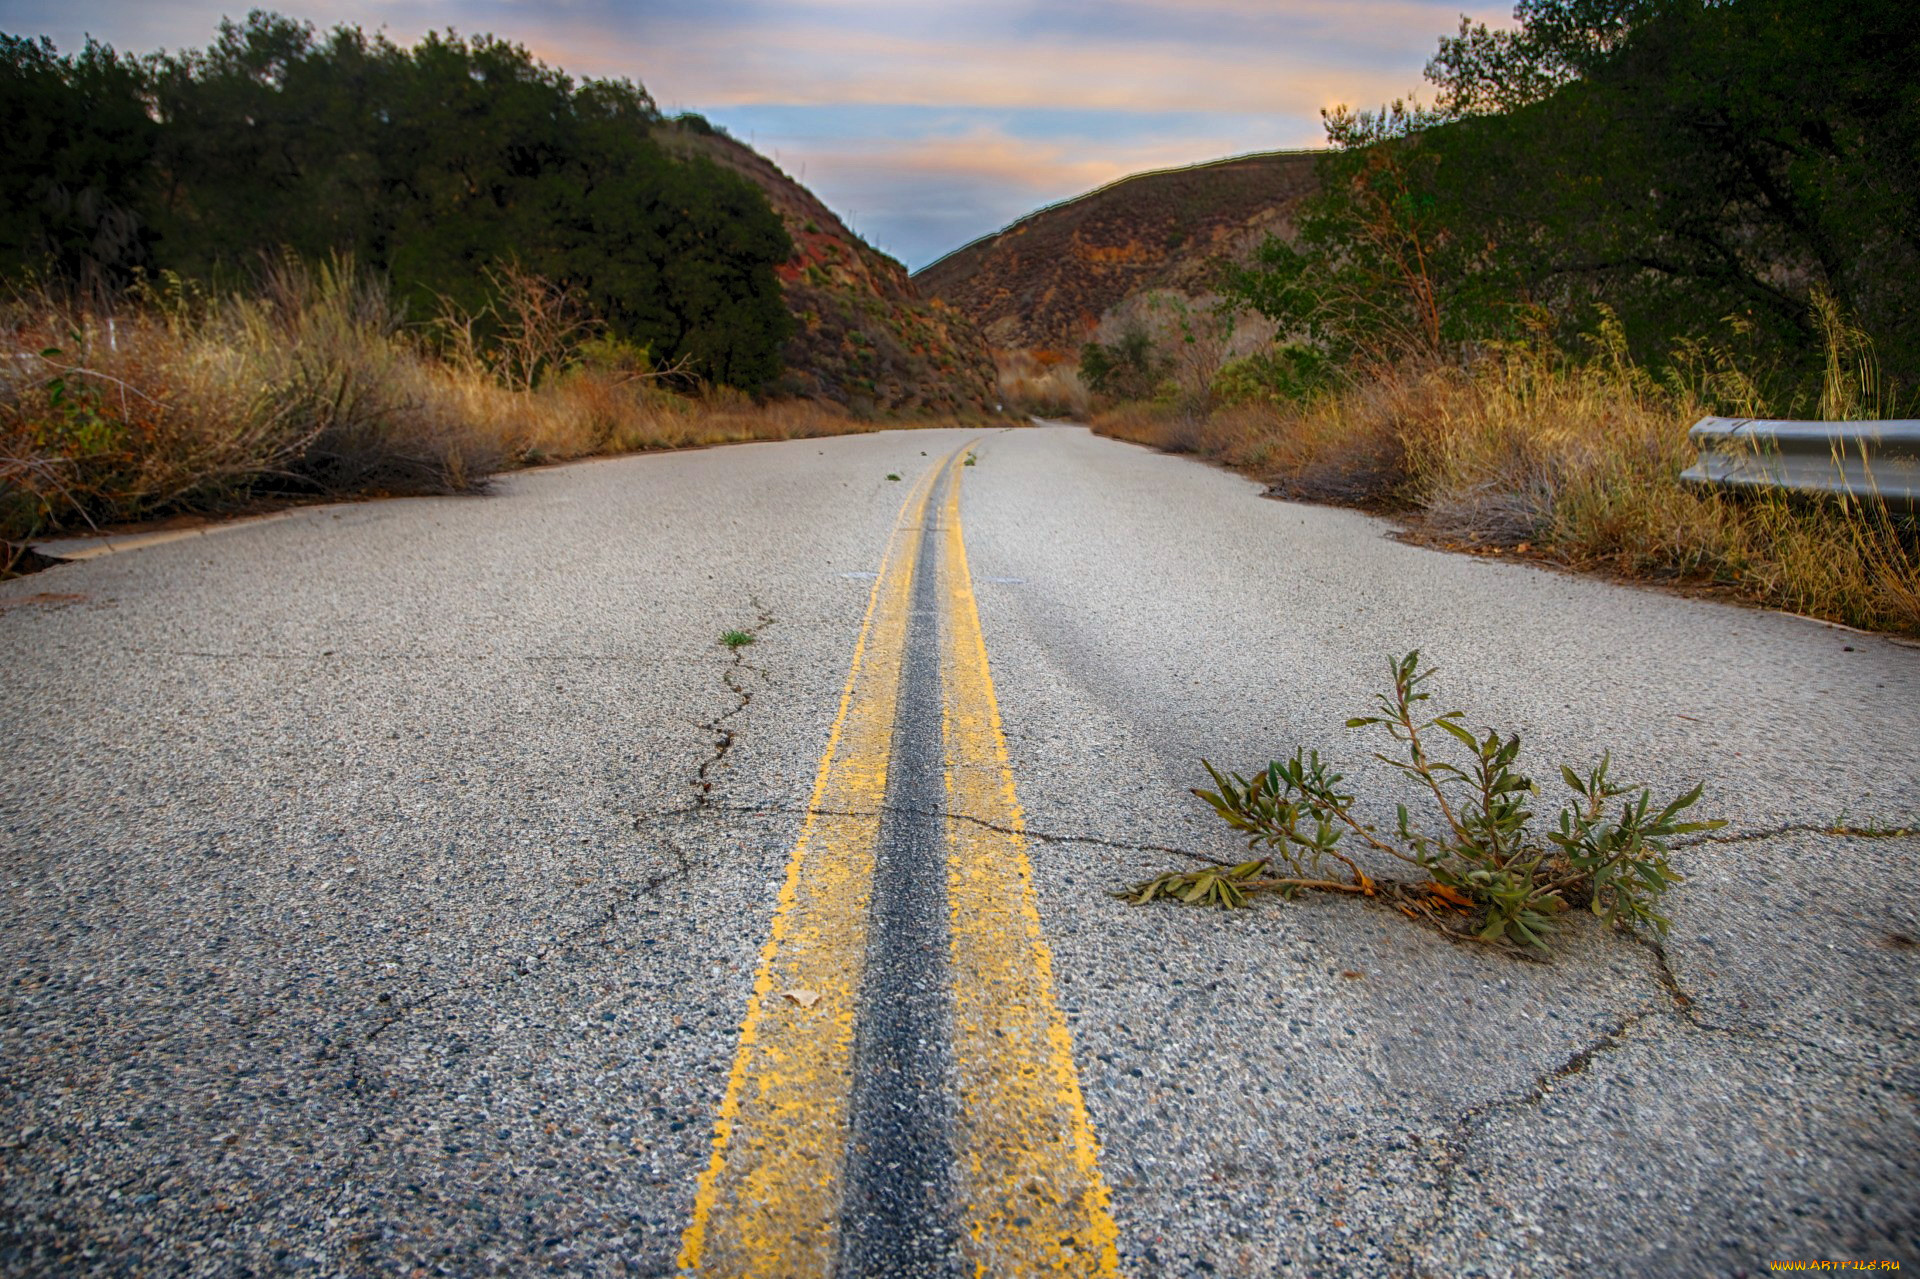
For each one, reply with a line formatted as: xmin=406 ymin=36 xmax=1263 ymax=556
xmin=656 ymin=118 xmax=998 ymax=414
xmin=914 ymin=150 xmax=1320 ymax=355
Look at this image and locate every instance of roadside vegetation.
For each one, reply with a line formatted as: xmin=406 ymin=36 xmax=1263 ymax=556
xmin=1057 ymin=0 xmax=1920 ymax=635
xmin=0 ymin=16 xmax=971 ymax=571
xmin=1093 ymin=327 xmax=1920 ymax=634
xmin=1 ymin=260 xmax=905 ymax=566
xmin=994 ymin=349 xmax=1089 ymax=420
xmin=2 ymin=15 xmax=792 ymax=388
xmin=1124 ymin=652 xmax=1724 ymax=958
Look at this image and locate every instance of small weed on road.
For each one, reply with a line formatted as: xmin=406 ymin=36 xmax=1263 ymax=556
xmin=720 ymin=629 xmax=756 ymax=649
xmin=1123 ymin=652 xmax=1726 ymax=957
xmin=886 ymin=473 xmax=901 ymax=481
xmin=964 ymin=452 xmax=977 ymax=466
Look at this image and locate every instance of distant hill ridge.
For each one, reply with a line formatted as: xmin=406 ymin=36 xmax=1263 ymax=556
xmin=915 ymin=149 xmax=1321 ymax=354
xmin=656 ymin=118 xmax=997 ymax=414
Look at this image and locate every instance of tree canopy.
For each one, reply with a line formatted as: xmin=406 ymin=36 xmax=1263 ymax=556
xmin=1 ymin=12 xmax=793 ymax=389
xmin=1227 ymin=0 xmax=1920 ymax=406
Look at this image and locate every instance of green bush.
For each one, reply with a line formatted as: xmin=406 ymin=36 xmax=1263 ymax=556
xmin=1213 ymin=346 xmax=1333 ymax=406
xmin=1080 ymin=325 xmax=1161 ymax=400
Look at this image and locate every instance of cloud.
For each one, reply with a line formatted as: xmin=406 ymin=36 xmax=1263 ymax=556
xmin=520 ymin=5 xmax=1508 ymax=116
xmin=713 ymin=109 xmax=1318 ymax=267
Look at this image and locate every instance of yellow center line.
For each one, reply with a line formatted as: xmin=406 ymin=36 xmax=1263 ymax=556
xmin=677 ymin=457 xmax=945 ymax=1276
xmin=679 ymin=441 xmax=1122 ymax=1276
xmin=940 ymin=461 xmax=1123 ymax=1277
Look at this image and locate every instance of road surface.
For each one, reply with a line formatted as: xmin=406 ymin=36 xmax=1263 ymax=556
xmin=3 ymin=425 xmax=1916 ymax=1276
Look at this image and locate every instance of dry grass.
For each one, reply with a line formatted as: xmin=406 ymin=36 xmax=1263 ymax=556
xmin=1 ymin=264 xmax=934 ymax=557
xmin=434 ymin=370 xmax=892 ymax=464
xmin=996 ymin=348 xmax=1089 ymax=418
xmin=1092 ymin=354 xmax=1920 ymax=635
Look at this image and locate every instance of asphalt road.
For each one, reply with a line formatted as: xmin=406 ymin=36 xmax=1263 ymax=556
xmin=2 ymin=424 xmax=1916 ymax=1277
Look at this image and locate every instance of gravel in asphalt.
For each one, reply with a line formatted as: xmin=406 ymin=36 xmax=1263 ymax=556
xmin=2 ymin=423 xmax=1915 ymax=1277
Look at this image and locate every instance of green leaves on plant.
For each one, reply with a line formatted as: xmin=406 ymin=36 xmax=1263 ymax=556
xmin=1191 ymin=753 xmax=1365 ymax=884
xmin=1547 ymin=764 xmax=1723 ymax=936
xmin=1130 ymin=651 xmax=1724 ymax=958
xmin=1119 ymin=860 xmax=1269 ymax=910
xmin=34 ymin=345 xmax=124 ymax=456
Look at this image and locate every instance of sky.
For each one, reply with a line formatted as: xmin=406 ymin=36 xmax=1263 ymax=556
xmin=1 ymin=0 xmax=1513 ymax=271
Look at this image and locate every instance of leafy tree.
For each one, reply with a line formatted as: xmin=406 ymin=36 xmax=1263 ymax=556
xmin=1456 ymin=0 xmax=1917 ymax=393
xmin=1224 ymin=101 xmax=1511 ymax=367
xmin=1228 ymin=0 xmax=1920 ymax=400
xmin=0 ymin=34 xmax=157 ymax=290
xmin=6 ymin=11 xmax=794 ymax=389
xmin=1426 ymin=0 xmax=1650 ymax=115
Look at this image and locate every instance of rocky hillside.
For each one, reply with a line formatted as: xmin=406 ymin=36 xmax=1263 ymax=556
xmin=914 ymin=150 xmax=1320 ymax=355
xmin=655 ymin=118 xmax=997 ymax=414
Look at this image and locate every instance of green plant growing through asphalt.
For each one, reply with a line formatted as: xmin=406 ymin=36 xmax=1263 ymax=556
xmin=963 ymin=452 xmax=977 ymax=466
xmin=1123 ymin=652 xmax=1725 ymax=956
xmin=885 ymin=473 xmax=901 ymax=481
xmin=720 ymin=629 xmax=755 ymax=649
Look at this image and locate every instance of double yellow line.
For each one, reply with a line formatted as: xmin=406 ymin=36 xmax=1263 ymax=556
xmin=678 ymin=442 xmax=1122 ymax=1276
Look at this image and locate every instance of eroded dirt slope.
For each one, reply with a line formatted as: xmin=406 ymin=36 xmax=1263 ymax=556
xmin=914 ymin=150 xmax=1320 ymax=354
xmin=657 ymin=120 xmax=998 ymax=414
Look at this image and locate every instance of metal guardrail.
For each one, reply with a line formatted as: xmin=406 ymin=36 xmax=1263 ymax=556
xmin=1680 ymin=417 xmax=1920 ymax=513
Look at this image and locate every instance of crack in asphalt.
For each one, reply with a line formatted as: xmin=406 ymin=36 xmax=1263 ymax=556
xmin=689 ymin=598 xmax=775 ymax=813
xmin=357 ymin=602 xmax=779 ymax=1048
xmin=632 ymin=797 xmax=1225 ymax=865
xmin=1397 ymin=1009 xmax=1643 ymax=1275
xmin=1396 ymin=923 xmax=1847 ymax=1273
xmin=633 ymin=804 xmax=1919 ymax=867
xmin=1674 ymin=819 xmax=1919 ymax=847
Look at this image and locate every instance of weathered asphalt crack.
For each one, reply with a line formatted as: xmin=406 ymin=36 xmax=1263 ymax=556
xmin=1395 ymin=920 xmax=1843 ymax=1274
xmin=1395 ymin=1008 xmax=1638 ymax=1275
xmin=632 ymin=798 xmax=1222 ymax=866
xmin=632 ymin=805 xmax=1919 ymax=871
xmin=1674 ymin=818 xmax=1919 ymax=847
xmin=357 ymin=601 xmax=780 ymax=1048
xmin=1384 ymin=803 xmax=1920 ymax=1268
xmin=1624 ymin=931 xmax=1835 ymax=1052
xmin=689 ymin=597 xmax=777 ymax=813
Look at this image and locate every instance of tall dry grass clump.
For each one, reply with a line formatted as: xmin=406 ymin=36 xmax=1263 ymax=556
xmin=2 ymin=260 xmax=499 ymax=546
xmin=4 ymin=286 xmax=292 ymax=543
xmin=1091 ymin=336 xmax=1919 ymax=634
xmin=3 ymin=258 xmax=924 ymax=562
xmin=239 ymin=258 xmax=506 ymax=493
xmin=446 ymin=375 xmax=892 ymax=461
